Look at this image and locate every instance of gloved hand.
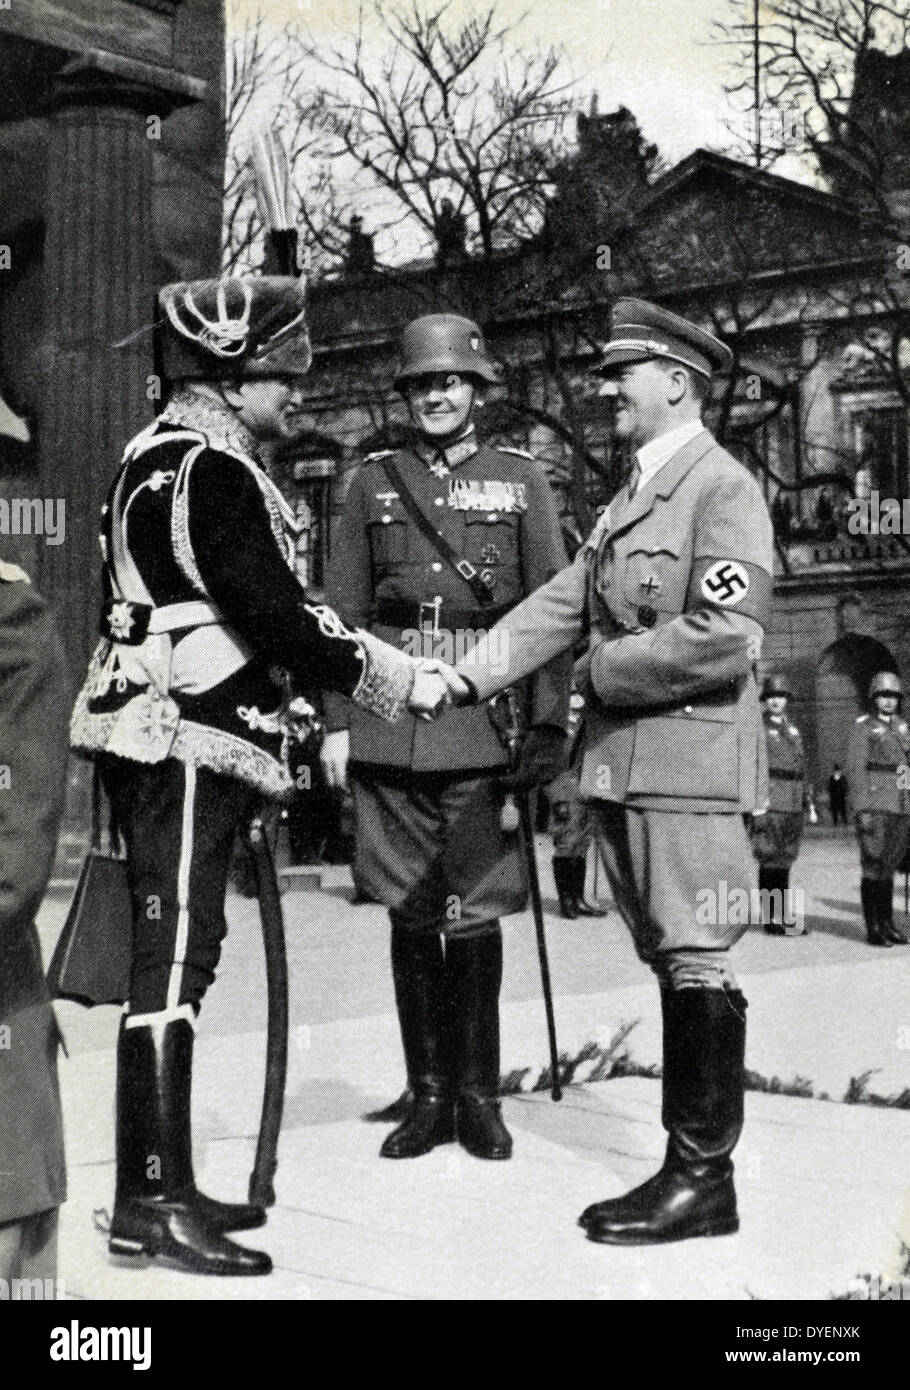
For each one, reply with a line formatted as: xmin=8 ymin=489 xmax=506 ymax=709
xmin=509 ymin=725 xmax=567 ymax=791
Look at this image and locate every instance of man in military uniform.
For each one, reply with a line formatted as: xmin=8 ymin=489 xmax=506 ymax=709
xmin=750 ymin=673 xmax=816 ymax=936
xmin=549 ymin=691 xmax=605 ymax=918
xmin=450 ymin=298 xmax=774 ymax=1245
xmin=322 ymin=314 xmax=570 ymax=1161
xmin=70 ymin=276 xmax=456 ymax=1277
xmin=0 ymin=564 xmax=67 ymax=1292
xmin=846 ymin=671 xmax=910 ymax=946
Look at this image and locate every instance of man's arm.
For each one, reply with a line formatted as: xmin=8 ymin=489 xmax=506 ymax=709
xmin=519 ymin=462 xmax=572 ymax=730
xmin=321 ymin=466 xmax=373 ymax=734
xmin=588 ymin=468 xmax=772 ymax=706
xmin=455 ymin=551 xmax=588 ymax=701
xmin=186 ymin=451 xmax=414 ymax=721
xmin=0 ymin=579 xmax=67 ymax=947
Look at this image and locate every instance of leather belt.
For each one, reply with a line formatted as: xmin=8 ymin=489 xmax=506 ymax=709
xmin=769 ymin=768 xmax=801 ymax=781
xmin=376 ymin=598 xmax=511 ymax=633
xmin=867 ymin=761 xmax=902 ymax=773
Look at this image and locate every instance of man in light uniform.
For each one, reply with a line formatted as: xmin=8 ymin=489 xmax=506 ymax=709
xmin=750 ymin=673 xmax=816 ymax=935
xmin=846 ymin=671 xmax=910 ymax=946
xmin=449 ymin=298 xmax=774 ymax=1245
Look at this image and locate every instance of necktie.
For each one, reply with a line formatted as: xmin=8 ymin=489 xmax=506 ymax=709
xmin=627 ymin=459 xmax=641 ymax=497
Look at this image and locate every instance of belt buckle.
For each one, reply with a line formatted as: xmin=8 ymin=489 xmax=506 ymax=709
xmin=419 ymin=597 xmax=442 ymax=637
xmin=456 ymin=559 xmax=478 ymax=581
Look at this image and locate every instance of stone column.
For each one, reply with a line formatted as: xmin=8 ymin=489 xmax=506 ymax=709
xmin=38 ymin=56 xmax=194 ymax=675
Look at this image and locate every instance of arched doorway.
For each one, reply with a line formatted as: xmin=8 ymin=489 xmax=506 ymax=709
xmin=815 ymin=634 xmax=898 ymax=792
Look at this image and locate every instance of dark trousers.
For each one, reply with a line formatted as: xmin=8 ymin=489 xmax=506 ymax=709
xmin=102 ymin=756 xmax=258 ymax=1014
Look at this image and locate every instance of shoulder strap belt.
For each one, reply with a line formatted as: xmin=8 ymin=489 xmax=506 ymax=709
xmin=382 ymin=456 xmax=496 ymax=606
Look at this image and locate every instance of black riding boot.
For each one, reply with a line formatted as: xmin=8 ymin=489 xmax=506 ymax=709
xmin=581 ymin=987 xmax=746 ymax=1244
xmin=569 ymin=856 xmax=605 ymax=915
xmin=553 ymin=857 xmax=579 ymax=918
xmin=448 ymin=928 xmax=512 ymax=1160
xmin=861 ymin=878 xmax=891 ymax=947
xmin=878 ymin=877 xmax=908 ymax=944
xmin=380 ymin=927 xmax=455 ymax=1158
xmin=760 ymin=865 xmax=784 ymax=934
xmin=108 ymin=1017 xmax=271 ymax=1275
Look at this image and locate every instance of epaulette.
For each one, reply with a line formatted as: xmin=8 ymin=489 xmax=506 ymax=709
xmin=0 ymin=560 xmax=30 ymax=584
xmin=493 ymin=445 xmax=536 ymax=461
xmin=362 ymin=449 xmax=395 ymax=462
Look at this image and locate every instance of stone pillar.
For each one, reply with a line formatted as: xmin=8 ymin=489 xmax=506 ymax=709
xmin=38 ymin=57 xmax=192 ymax=675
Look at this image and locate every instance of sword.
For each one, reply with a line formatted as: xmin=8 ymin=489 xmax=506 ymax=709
xmin=244 ymin=812 xmax=290 ymax=1206
xmin=490 ymin=690 xmax=562 ymax=1102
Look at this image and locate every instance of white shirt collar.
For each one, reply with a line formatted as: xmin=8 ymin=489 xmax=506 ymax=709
xmin=635 ymin=419 xmax=706 ymax=492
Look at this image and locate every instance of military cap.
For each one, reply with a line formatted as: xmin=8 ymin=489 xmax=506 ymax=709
xmin=395 ymin=314 xmax=500 ymax=389
xmin=158 ymin=275 xmax=312 ymax=382
xmin=869 ymin=670 xmax=902 ymax=700
xmin=594 ymin=297 xmax=734 ymax=380
xmin=761 ymin=673 xmax=792 ymax=700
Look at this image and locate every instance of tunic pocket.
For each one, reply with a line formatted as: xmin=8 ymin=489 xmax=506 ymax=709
xmin=368 ymin=518 xmax=408 ymax=567
xmin=627 ymin=710 xmax=740 ymax=802
xmin=464 ymin=512 xmax=520 ymax=568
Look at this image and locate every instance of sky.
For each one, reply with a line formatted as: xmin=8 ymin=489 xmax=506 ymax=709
xmin=230 ymin=0 xmax=767 ymax=162
xmin=227 ymin=0 xmax=816 ymax=260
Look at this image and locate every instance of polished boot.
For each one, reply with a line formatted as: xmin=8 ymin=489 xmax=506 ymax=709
xmin=363 ymin=1089 xmax=413 ymax=1123
xmin=760 ymin=865 xmax=785 ymax=934
xmin=861 ymin=878 xmax=892 ymax=947
xmin=108 ymin=1017 xmax=271 ymax=1274
xmin=553 ymin=857 xmax=579 ymax=918
xmin=448 ymin=930 xmax=512 ymax=1160
xmin=581 ymin=987 xmax=746 ymax=1245
xmin=877 ymin=878 xmax=908 ymax=944
xmin=380 ymin=927 xmax=455 ymax=1158
xmin=568 ymin=856 xmax=606 ymax=915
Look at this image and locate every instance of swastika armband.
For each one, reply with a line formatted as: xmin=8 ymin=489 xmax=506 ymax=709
xmin=687 ymin=556 xmax=771 ymax=626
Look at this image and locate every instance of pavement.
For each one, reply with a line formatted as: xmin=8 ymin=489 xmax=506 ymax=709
xmin=41 ymin=826 xmax=910 ymax=1301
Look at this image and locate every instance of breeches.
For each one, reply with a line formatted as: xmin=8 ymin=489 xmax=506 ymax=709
xmin=749 ymin=810 xmax=803 ymax=868
xmin=351 ymin=763 xmax=526 ymax=938
xmin=856 ymin=811 xmax=910 ymax=878
xmin=101 ymin=756 xmax=258 ymax=1015
xmin=590 ymin=802 xmax=755 ymax=991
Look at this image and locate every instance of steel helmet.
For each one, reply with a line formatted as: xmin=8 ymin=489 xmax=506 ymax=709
xmin=394 ymin=314 xmax=500 ymax=390
xmin=158 ymin=275 xmax=312 ymax=382
xmin=761 ymin=673 xmax=792 ymax=700
xmin=869 ymin=670 xmax=902 ymax=700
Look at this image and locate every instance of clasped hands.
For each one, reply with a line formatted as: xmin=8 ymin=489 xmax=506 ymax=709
xmin=408 ymin=659 xmax=470 ymax=721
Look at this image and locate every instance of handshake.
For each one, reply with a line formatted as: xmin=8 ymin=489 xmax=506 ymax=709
xmin=407 ymin=659 xmax=471 ymax=721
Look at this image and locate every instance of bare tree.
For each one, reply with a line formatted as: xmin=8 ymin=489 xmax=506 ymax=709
xmin=289 ymin=0 xmax=574 ymax=269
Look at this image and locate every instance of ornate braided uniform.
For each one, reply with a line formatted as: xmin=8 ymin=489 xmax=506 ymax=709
xmin=68 ymin=275 xmax=418 ymax=1279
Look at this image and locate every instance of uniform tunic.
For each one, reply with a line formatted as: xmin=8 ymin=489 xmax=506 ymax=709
xmin=750 ymin=712 xmax=811 ymax=869
xmin=456 ymin=428 xmax=774 ymax=985
xmin=324 ymin=434 xmax=571 ymax=933
xmin=0 ymin=570 xmax=67 ymax=1225
xmin=70 ymin=392 xmax=416 ymax=1012
xmin=846 ymin=712 xmax=910 ymax=877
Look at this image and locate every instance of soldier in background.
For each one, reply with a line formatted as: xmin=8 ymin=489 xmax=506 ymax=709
xmin=0 ymin=564 xmax=67 ymax=1294
xmin=322 ymin=314 xmax=570 ymax=1162
xmin=846 ymin=671 xmax=910 ymax=946
xmin=750 ymin=673 xmax=816 ymax=936
xmin=550 ymin=691 xmax=606 ymax=919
